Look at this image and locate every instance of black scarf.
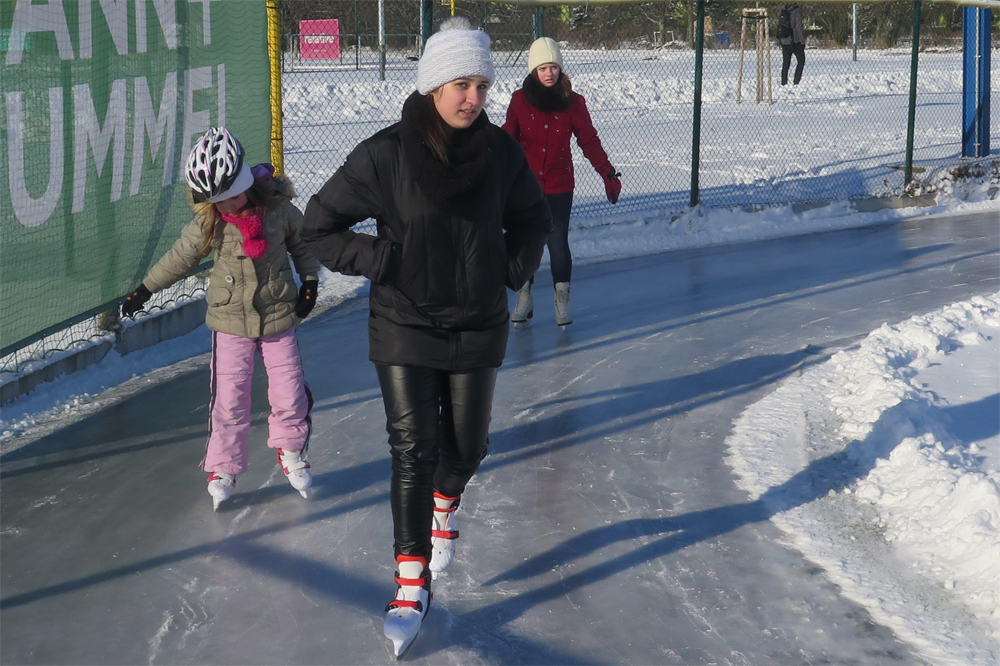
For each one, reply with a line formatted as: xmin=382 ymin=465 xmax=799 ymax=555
xmin=399 ymin=91 xmax=492 ymax=212
xmin=522 ymin=73 xmax=571 ymax=113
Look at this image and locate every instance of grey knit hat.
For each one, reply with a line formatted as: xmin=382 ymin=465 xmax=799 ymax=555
xmin=416 ymin=17 xmax=495 ymax=95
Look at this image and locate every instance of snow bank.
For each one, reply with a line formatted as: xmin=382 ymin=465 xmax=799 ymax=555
xmin=726 ymin=293 xmax=1000 ymax=666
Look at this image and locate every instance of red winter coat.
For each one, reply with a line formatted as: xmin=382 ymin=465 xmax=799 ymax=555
xmin=502 ymin=90 xmax=613 ymax=196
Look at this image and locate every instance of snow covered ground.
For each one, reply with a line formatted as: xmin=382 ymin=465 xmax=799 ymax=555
xmin=2 ymin=45 xmax=998 ymax=664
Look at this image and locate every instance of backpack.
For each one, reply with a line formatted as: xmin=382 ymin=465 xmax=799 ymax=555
xmin=777 ymin=5 xmax=793 ymax=41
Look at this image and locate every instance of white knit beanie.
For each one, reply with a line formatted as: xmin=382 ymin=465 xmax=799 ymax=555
xmin=416 ymin=17 xmax=495 ymax=95
xmin=528 ymin=37 xmax=564 ymax=73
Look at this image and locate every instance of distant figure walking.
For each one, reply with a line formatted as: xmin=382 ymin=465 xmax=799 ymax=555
xmin=778 ymin=3 xmax=805 ymax=85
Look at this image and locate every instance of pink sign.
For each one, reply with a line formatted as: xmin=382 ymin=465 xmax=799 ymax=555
xmin=300 ymin=19 xmax=340 ymax=60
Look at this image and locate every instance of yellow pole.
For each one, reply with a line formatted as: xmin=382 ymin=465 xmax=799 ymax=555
xmin=266 ymin=0 xmax=284 ymax=175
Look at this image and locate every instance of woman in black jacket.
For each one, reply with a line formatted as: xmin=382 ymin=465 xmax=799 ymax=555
xmin=302 ymin=17 xmax=551 ymax=657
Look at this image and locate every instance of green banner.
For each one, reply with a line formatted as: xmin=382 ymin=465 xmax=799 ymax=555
xmin=1 ymin=0 xmax=270 ymax=356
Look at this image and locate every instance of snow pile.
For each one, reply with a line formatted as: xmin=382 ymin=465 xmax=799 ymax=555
xmin=908 ymin=159 xmax=1000 ymax=202
xmin=726 ymin=293 xmax=1000 ymax=666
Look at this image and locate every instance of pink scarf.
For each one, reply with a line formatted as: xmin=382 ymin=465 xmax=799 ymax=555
xmin=220 ymin=211 xmax=268 ymax=259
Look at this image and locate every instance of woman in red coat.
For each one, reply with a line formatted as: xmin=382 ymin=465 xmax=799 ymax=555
xmin=503 ymin=37 xmax=620 ymax=326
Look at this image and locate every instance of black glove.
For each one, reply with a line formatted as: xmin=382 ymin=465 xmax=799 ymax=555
xmin=294 ymin=280 xmax=319 ymax=318
xmin=603 ymin=168 xmax=622 ymax=204
xmin=121 ymin=284 xmax=152 ymax=318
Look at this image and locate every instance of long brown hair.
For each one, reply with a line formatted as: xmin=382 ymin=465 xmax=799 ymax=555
xmin=421 ymin=93 xmax=454 ymax=165
xmin=189 ymin=175 xmax=295 ymax=254
xmin=539 ymin=70 xmax=573 ymax=102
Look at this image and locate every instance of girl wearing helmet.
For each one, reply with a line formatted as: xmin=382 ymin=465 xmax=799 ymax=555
xmin=121 ymin=127 xmax=322 ymax=510
xmin=503 ymin=37 xmax=621 ymax=327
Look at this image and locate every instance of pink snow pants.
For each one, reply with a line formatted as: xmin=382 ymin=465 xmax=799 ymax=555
xmin=202 ymin=328 xmax=312 ymax=475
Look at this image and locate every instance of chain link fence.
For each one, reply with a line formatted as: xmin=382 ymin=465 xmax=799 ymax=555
xmin=279 ymin=1 xmax=995 ymax=223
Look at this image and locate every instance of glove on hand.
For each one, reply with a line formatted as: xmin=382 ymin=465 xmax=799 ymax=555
xmin=603 ymin=168 xmax=622 ymax=204
xmin=294 ymin=280 xmax=319 ymax=318
xmin=121 ymin=284 xmax=152 ymax=318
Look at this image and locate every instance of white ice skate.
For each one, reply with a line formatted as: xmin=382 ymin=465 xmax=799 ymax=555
xmin=207 ymin=472 xmax=236 ymax=511
xmin=429 ymin=492 xmax=460 ymax=580
xmin=554 ymin=282 xmax=573 ymax=326
xmin=511 ymin=282 xmax=533 ymax=323
xmin=384 ymin=555 xmax=431 ymax=659
xmin=278 ymin=448 xmax=312 ymax=499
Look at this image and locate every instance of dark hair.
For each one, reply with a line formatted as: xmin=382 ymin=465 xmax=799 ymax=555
xmin=421 ymin=93 xmax=454 ymax=165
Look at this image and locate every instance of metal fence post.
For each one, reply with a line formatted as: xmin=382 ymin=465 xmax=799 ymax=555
xmin=963 ymin=6 xmax=992 ymax=158
xmin=533 ymin=7 xmax=544 ymax=40
xmin=266 ymin=0 xmax=283 ymax=174
xmin=852 ymin=3 xmax=858 ymax=62
xmin=690 ymin=0 xmax=705 ymax=207
xmin=904 ymin=0 xmax=922 ymax=187
xmin=378 ymin=0 xmax=386 ymax=81
xmin=421 ymin=0 xmax=433 ymax=54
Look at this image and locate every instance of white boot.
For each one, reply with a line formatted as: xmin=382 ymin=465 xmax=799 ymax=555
xmin=278 ymin=448 xmax=312 ymax=499
xmin=554 ymin=282 xmax=573 ymax=326
xmin=207 ymin=472 xmax=236 ymax=511
xmin=429 ymin=492 xmax=459 ymax=579
xmin=384 ymin=555 xmax=431 ymax=659
xmin=511 ymin=282 xmax=533 ymax=323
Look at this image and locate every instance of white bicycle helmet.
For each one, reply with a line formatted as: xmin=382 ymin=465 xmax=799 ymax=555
xmin=185 ymin=127 xmax=253 ymax=203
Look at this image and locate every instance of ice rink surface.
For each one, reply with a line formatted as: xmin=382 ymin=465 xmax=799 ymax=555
xmin=2 ymin=211 xmax=997 ymax=665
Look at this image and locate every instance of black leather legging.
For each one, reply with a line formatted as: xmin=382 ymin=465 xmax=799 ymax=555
xmin=375 ymin=364 xmax=498 ymax=560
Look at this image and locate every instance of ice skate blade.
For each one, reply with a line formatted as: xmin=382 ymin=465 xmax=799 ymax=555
xmin=212 ymin=497 xmax=223 ymax=511
xmin=430 ymin=570 xmax=438 ymax=581
xmin=297 ymin=488 xmax=310 ymax=499
xmin=390 ymin=633 xmax=418 ymax=660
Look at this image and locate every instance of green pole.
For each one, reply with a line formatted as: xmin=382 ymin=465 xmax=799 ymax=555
xmin=690 ymin=0 xmax=705 ymax=207
xmin=421 ymin=0 xmax=433 ymax=53
xmin=533 ymin=7 xmax=545 ymax=40
xmin=904 ymin=0 xmax=922 ymax=186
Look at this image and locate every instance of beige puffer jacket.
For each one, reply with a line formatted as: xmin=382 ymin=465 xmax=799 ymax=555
xmin=143 ymin=198 xmax=321 ymax=339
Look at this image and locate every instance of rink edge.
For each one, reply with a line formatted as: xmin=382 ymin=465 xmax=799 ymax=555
xmin=0 ymin=193 xmax=941 ymax=406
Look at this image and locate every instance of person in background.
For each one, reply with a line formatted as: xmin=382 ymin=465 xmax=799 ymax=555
xmin=503 ymin=37 xmax=620 ymax=327
xmin=300 ymin=17 xmax=550 ymax=658
xmin=121 ymin=127 xmax=320 ymax=511
xmin=779 ymin=2 xmax=806 ymax=85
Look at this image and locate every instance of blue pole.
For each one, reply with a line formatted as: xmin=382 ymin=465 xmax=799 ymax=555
xmin=962 ymin=7 xmax=992 ymax=158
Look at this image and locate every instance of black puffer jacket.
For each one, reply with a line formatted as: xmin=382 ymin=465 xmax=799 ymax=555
xmin=302 ymin=92 xmax=552 ymax=370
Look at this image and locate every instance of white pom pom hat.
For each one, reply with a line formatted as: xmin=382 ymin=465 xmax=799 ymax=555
xmin=416 ymin=17 xmax=495 ymax=95
xmin=528 ymin=37 xmax=564 ymax=73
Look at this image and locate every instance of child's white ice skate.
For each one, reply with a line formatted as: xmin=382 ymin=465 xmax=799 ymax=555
xmin=277 ymin=448 xmax=312 ymax=499
xmin=384 ymin=555 xmax=431 ymax=659
xmin=429 ymin=492 xmax=460 ymax=580
xmin=207 ymin=472 xmax=236 ymax=511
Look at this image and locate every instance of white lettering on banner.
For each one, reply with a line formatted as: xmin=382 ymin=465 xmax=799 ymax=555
xmin=72 ymin=78 xmax=127 ymax=212
xmin=188 ymin=0 xmax=223 ymax=46
xmin=79 ymin=0 xmax=130 ymax=59
xmin=131 ymin=72 xmax=178 ymax=194
xmin=8 ymin=1 xmax=190 ymax=63
xmin=304 ymin=36 xmax=338 ymax=44
xmin=6 ymin=68 xmax=224 ymax=228
xmin=180 ymin=66 xmax=213 ymax=180
xmin=136 ymin=0 xmax=178 ymax=52
xmin=7 ymin=88 xmax=65 ymax=228
xmin=6 ymin=0 xmax=76 ymax=65
xmin=216 ymin=63 xmax=225 ymax=127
